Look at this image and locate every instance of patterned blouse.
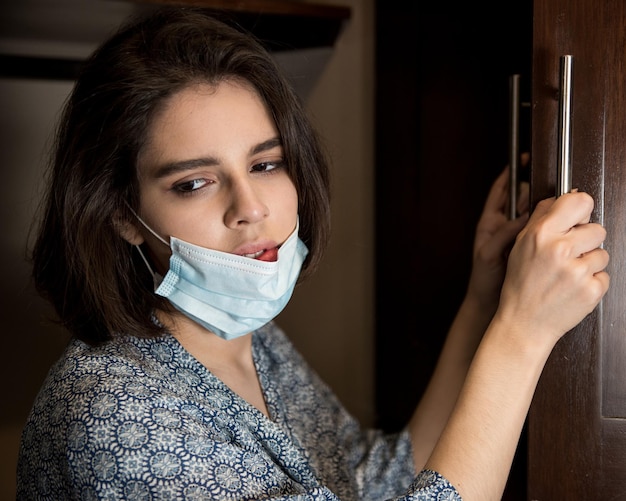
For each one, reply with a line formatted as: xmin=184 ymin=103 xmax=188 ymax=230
xmin=17 ymin=321 xmax=461 ymax=500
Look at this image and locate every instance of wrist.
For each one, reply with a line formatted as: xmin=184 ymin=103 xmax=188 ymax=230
xmin=483 ymin=313 xmax=555 ymax=369
xmin=460 ymin=291 xmax=498 ymax=325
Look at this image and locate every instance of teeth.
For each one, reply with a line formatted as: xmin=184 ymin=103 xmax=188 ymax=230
xmin=244 ymin=250 xmax=264 ymax=259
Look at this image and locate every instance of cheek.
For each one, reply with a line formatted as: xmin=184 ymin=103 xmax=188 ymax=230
xmin=282 ymin=180 xmax=299 ymax=214
xmin=289 ymin=191 xmax=299 ymax=215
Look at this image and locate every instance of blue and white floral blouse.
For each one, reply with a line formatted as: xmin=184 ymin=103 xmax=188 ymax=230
xmin=17 ymin=321 xmax=461 ymax=500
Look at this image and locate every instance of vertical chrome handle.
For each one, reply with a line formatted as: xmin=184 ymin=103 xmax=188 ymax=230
xmin=508 ymin=74 xmax=521 ymax=219
xmin=556 ymin=55 xmax=573 ymax=197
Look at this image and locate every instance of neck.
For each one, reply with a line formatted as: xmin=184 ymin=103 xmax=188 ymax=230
xmin=156 ymin=309 xmax=269 ymax=418
xmin=156 ymin=308 xmax=253 ymax=369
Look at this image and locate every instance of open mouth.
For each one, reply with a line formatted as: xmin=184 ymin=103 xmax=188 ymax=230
xmin=245 ymin=247 xmax=278 ymax=262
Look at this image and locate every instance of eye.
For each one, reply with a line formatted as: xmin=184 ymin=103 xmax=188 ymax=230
xmin=251 ymin=160 xmax=286 ymax=174
xmin=173 ymin=178 xmax=211 ymax=193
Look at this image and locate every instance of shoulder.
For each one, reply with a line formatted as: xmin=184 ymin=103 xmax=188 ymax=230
xmin=36 ymin=335 xmax=172 ymax=394
xmin=21 ymin=337 xmax=146 ymax=421
xmin=19 ymin=334 xmax=193 ymax=445
xmin=17 ymin=333 xmax=230 ymax=496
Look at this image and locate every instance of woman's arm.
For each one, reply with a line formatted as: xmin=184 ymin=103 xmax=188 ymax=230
xmin=407 ymin=164 xmax=529 ymax=469
xmin=424 ymin=191 xmax=609 ymax=500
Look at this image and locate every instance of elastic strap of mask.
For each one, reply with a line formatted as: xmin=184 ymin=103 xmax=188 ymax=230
xmin=123 ymin=201 xmax=167 ymax=290
xmin=124 ymin=202 xmax=170 ymax=247
xmin=133 ymin=244 xmax=162 ymax=291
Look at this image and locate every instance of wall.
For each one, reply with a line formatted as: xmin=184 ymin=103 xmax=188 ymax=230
xmin=0 ymin=0 xmax=375 ymax=498
xmin=276 ymin=0 xmax=376 ymax=425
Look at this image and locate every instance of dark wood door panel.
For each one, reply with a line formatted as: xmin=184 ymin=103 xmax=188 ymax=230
xmin=529 ymin=0 xmax=626 ymax=497
xmin=601 ymin=0 xmax=626 ymax=422
xmin=604 ymin=420 xmax=626 ymax=498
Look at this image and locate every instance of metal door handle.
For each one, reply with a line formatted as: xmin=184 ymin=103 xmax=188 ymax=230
xmin=556 ymin=55 xmax=573 ymax=197
xmin=508 ymin=74 xmax=521 ymax=219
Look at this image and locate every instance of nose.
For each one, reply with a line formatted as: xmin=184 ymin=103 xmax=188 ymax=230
xmin=223 ymin=176 xmax=269 ymax=228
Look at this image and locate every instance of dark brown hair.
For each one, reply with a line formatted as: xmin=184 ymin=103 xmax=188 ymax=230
xmin=31 ymin=7 xmax=332 ymax=344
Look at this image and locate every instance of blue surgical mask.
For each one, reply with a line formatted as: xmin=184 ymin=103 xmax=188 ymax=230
xmin=131 ymin=213 xmax=308 ymax=340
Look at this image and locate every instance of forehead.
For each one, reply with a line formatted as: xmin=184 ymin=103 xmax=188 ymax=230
xmin=138 ymin=80 xmax=279 ymax=170
xmin=151 ymin=79 xmax=270 ymax=133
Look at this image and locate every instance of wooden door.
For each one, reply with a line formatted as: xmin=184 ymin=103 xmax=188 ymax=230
xmin=528 ymin=0 xmax=626 ymax=498
xmin=374 ymin=2 xmax=532 ymax=499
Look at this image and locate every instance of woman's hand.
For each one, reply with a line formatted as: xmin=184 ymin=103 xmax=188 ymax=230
xmin=497 ymin=190 xmax=610 ymax=348
xmin=465 ymin=156 xmax=530 ymax=314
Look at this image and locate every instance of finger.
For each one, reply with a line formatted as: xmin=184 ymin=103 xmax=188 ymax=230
xmin=556 ymin=192 xmax=594 ymax=227
xmin=482 ymin=167 xmax=510 ymax=214
xmin=527 ymin=195 xmax=556 ymax=221
xmin=583 ymin=246 xmax=610 ymax=275
xmin=516 ymin=181 xmax=530 ymax=215
xmin=479 ymin=214 xmax=528 ymax=263
xmin=578 ymin=248 xmax=610 ymax=305
xmin=591 ymin=270 xmax=611 ymax=301
xmin=568 ymin=223 xmax=607 ymax=258
xmin=476 ymin=212 xmax=529 ymax=264
xmin=536 ymin=191 xmax=594 ymax=232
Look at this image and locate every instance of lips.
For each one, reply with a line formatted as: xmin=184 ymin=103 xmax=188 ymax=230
xmin=254 ymin=248 xmax=278 ymax=262
xmin=237 ymin=240 xmax=280 ymax=262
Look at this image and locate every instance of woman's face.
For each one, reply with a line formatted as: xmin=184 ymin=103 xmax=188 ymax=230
xmin=131 ymin=80 xmax=298 ymax=275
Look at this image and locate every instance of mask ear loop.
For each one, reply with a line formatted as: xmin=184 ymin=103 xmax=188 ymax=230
xmin=124 ymin=204 xmax=170 ymax=246
xmin=134 ymin=244 xmax=163 ymax=291
xmin=124 ymin=202 xmax=168 ymax=290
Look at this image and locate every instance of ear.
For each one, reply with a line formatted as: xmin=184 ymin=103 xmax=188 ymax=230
xmin=113 ymin=213 xmax=145 ymax=246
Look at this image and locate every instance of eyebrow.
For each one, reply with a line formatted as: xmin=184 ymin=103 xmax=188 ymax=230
xmin=252 ymin=137 xmax=282 ymax=155
xmin=150 ymin=137 xmax=283 ymax=179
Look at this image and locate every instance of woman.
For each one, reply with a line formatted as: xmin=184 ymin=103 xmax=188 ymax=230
xmin=17 ymin=7 xmax=609 ymax=500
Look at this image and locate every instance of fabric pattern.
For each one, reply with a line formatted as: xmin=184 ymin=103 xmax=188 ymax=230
xmin=17 ymin=322 xmax=461 ymax=500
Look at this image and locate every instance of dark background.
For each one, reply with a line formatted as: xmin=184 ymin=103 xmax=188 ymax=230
xmin=374 ymin=2 xmax=533 ymax=499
